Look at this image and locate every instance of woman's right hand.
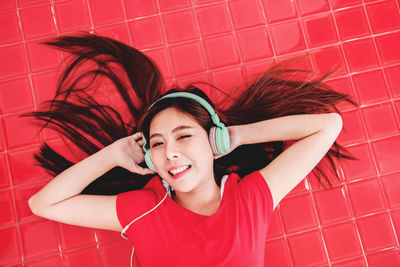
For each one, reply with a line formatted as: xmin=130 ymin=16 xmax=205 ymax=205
xmin=110 ymin=132 xmax=154 ymax=175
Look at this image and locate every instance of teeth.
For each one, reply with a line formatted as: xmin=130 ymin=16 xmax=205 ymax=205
xmin=170 ymin=165 xmax=189 ymax=176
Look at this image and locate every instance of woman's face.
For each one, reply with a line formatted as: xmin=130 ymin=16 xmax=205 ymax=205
xmin=148 ymin=107 xmax=215 ymax=192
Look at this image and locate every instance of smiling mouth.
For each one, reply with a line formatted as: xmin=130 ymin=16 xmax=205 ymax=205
xmin=168 ymin=165 xmax=191 ymax=177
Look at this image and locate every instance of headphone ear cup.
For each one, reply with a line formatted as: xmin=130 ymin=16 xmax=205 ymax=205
xmin=209 ymin=127 xmax=218 ymax=155
xmin=215 ymin=124 xmax=230 ymax=154
xmin=144 ymin=149 xmax=157 ymax=173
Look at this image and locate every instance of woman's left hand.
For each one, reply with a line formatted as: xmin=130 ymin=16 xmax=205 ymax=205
xmin=214 ymin=125 xmax=242 ymax=159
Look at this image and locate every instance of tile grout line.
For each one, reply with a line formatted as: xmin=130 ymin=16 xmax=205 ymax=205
xmin=329 ymin=2 xmax=371 ymax=266
xmin=360 ymin=0 xmax=400 ymax=253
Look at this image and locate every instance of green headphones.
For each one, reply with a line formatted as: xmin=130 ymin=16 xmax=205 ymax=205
xmin=142 ymin=92 xmax=230 ymax=173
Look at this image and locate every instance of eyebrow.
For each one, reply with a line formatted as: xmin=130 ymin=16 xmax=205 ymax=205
xmin=150 ymin=125 xmax=194 ymax=140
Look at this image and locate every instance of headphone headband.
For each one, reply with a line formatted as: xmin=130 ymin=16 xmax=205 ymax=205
xmin=148 ymin=92 xmax=221 ymax=125
xmin=143 ymin=91 xmax=230 ymax=173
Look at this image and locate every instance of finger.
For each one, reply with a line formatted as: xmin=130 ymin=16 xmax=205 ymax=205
xmin=132 ymin=165 xmax=154 ymax=175
xmin=137 ymin=139 xmax=145 ymax=146
xmin=131 ymin=132 xmax=143 ymax=141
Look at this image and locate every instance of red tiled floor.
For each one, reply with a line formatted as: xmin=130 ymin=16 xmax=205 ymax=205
xmin=0 ymin=0 xmax=399 ymax=266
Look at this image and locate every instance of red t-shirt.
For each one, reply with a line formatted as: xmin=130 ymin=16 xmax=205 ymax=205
xmin=116 ymin=171 xmax=274 ymax=267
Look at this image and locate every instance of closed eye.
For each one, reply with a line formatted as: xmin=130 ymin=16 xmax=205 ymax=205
xmin=178 ymin=135 xmax=192 ymax=140
xmin=151 ymin=142 xmax=163 ymax=148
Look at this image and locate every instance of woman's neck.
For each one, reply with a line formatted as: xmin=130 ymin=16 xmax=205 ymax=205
xmin=172 ymin=181 xmax=221 ymax=216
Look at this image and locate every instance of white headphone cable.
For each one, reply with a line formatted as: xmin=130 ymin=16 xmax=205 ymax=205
xmin=120 ymin=187 xmax=170 ymax=267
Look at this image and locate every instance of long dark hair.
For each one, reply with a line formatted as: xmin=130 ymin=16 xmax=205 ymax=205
xmin=21 ymin=32 xmax=359 ymax=195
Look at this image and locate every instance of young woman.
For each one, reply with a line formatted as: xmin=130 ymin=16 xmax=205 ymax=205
xmin=25 ymin=33 xmax=358 ymax=266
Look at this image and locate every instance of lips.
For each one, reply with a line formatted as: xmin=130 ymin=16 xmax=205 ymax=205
xmin=168 ymin=165 xmax=191 ymax=177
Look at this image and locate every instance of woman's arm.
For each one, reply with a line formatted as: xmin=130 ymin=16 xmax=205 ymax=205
xmin=28 ymin=132 xmax=152 ymax=231
xmin=231 ymin=113 xmax=343 ymax=210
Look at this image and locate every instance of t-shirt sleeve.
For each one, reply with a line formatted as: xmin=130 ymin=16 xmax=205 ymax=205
xmin=116 ymin=189 xmax=153 ymax=229
xmin=237 ymin=170 xmax=274 ymax=226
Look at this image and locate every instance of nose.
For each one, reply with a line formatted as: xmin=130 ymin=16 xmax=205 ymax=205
xmin=164 ymin=141 xmax=179 ymax=160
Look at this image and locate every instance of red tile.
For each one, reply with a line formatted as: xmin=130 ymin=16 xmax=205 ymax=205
xmin=370 ymin=135 xmax=400 ymax=174
xmin=334 ymin=7 xmax=370 ymax=41
xmin=193 ymin=0 xmax=217 ymax=4
xmin=26 ymin=40 xmax=63 ymax=73
xmin=347 ymin=177 xmax=387 ymax=217
xmin=9 ymin=146 xmax=48 ymax=185
xmin=384 ymin=64 xmax=400 ymax=98
xmin=303 ymin=13 xmax=338 ymax=48
xmin=0 ymin=11 xmax=22 ymax=45
xmin=20 ymin=220 xmax=60 ymax=260
xmin=162 ymin=10 xmax=199 ymax=44
xmin=2 ymin=114 xmax=41 ymax=149
xmin=352 ymin=69 xmax=390 ymax=106
xmin=311 ymin=46 xmax=347 ymax=76
xmin=17 ymin=0 xmax=49 ymax=8
xmin=380 ymin=172 xmax=400 ymax=209
xmin=195 ymin=3 xmax=232 ymax=37
xmin=31 ymin=71 xmax=58 ymax=104
xmin=391 ymin=209 xmax=400 ymax=242
xmin=367 ymin=249 xmax=400 ymax=267
xmin=326 ymin=77 xmax=358 ymax=112
xmin=64 ymin=246 xmax=102 ymax=266
xmin=337 ymin=109 xmax=367 ymax=146
xmin=54 ymin=0 xmax=91 ymax=33
xmin=95 ymin=23 xmax=131 ymax=46
xmin=266 ymin=209 xmax=284 ymax=239
xmin=296 ymin=0 xmax=330 ymax=16
xmin=19 ymin=5 xmax=56 ymax=40
xmin=203 ymin=34 xmax=240 ymax=69
xmin=25 ymin=255 xmax=63 ymax=267
xmin=375 ymin=32 xmax=400 ymax=66
xmin=0 ymin=0 xmax=16 ymax=12
xmin=242 ymin=59 xmax=276 ymax=85
xmin=331 ymin=257 xmax=367 ymax=267
xmin=58 ymin=223 xmax=96 ymax=251
xmin=236 ymin=27 xmax=273 ymax=62
xmin=279 ymin=193 xmax=319 ymax=234
xmin=340 ymin=143 xmax=377 ymax=181
xmin=264 ymin=238 xmax=292 ymax=266
xmin=329 ymin=0 xmax=362 ymax=9
xmin=365 ymin=0 xmax=400 ymax=34
xmin=95 ymin=228 xmax=122 ymax=242
xmin=261 ymin=0 xmax=297 ymax=23
xmin=0 ymin=189 xmax=16 ymax=227
xmin=276 ymin=53 xmax=314 ymax=82
xmin=129 ymin=16 xmax=165 ymax=49
xmin=394 ymin=100 xmax=400 ymax=118
xmin=313 ymin=185 xmax=353 ymax=225
xmin=123 ymin=0 xmax=158 ymax=19
xmin=287 ymin=229 xmax=329 ymax=266
xmin=158 ymin=0 xmax=191 ymax=12
xmin=356 ymin=212 xmax=397 ymax=253
xmin=0 ymin=226 xmax=22 ymax=266
xmin=210 ymin=67 xmax=245 ymax=104
xmin=175 ymin=73 xmax=214 ymax=101
xmin=145 ymin=47 xmax=174 ymax=78
xmin=362 ymin=103 xmax=400 ymax=139
xmin=0 ymin=44 xmax=28 ymax=80
xmin=87 ymin=0 xmax=125 ymax=26
xmin=168 ymin=41 xmax=206 ymax=76
xmin=0 ymin=153 xmax=11 ymax=189
xmin=0 ymin=126 xmax=4 ymax=152
xmin=99 ymin=239 xmax=132 ymax=267
xmin=228 ymin=0 xmax=266 ymax=30
xmin=311 ymin=45 xmax=347 ymax=77
xmin=342 ymin=38 xmax=380 ymax=72
xmin=322 ymin=221 xmax=363 ymax=262
xmin=0 ymin=77 xmax=34 ymax=115
xmin=269 ymin=20 xmax=307 ymax=56
xmin=13 ymin=180 xmax=47 ymax=222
